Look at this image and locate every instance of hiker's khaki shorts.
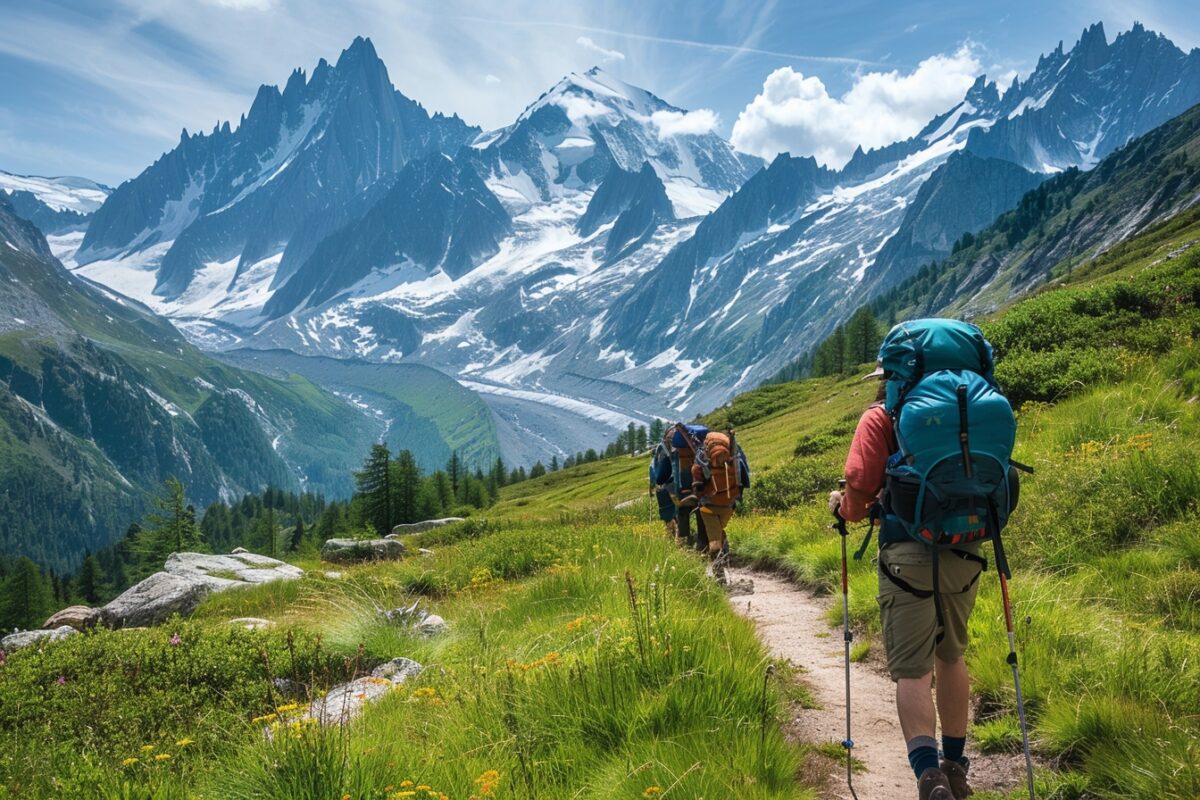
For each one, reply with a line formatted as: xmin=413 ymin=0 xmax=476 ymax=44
xmin=699 ymin=504 xmax=734 ymax=544
xmin=877 ymin=541 xmax=985 ymax=681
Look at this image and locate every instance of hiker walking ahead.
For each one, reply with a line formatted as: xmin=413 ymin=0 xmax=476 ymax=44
xmin=649 ymin=440 xmax=679 ymax=538
xmin=828 ymin=319 xmax=1021 ymax=800
xmin=678 ymin=427 xmax=750 ymax=584
xmin=660 ymin=423 xmax=711 ymax=551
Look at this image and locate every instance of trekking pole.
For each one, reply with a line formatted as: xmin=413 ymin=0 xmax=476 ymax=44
xmin=999 ymin=569 xmax=1036 ymax=800
xmin=831 ymin=480 xmax=859 ymax=800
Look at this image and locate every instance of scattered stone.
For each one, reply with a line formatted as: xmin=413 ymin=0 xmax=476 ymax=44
xmin=229 ymin=617 xmax=273 ymax=630
xmin=371 ymin=656 xmax=424 ymax=682
xmin=322 ymin=571 xmax=344 ymax=580
xmin=418 ymin=548 xmax=435 ymax=557
xmin=231 ymin=546 xmax=249 ymax=554
xmin=306 ymin=676 xmax=396 ymax=725
xmin=614 ymin=497 xmax=640 ymax=510
xmin=101 ymin=551 xmax=305 ymax=628
xmin=380 ymin=602 xmax=448 ymax=637
xmin=388 ymin=517 xmax=464 ymax=537
xmin=725 ymin=578 xmax=756 ymax=597
xmin=321 ymin=537 xmax=406 ymax=563
xmin=306 ymin=658 xmax=423 ymax=726
xmin=43 ymin=605 xmax=101 ymax=631
xmin=273 ymin=677 xmax=306 ymax=698
xmin=381 ymin=600 xmax=422 ymax=625
xmin=2 ymin=626 xmax=78 ymax=651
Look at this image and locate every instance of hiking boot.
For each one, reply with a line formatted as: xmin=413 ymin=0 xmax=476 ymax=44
xmin=917 ymin=767 xmax=956 ymax=800
xmin=710 ymin=551 xmax=729 ymax=585
xmin=940 ymin=760 xmax=972 ymax=799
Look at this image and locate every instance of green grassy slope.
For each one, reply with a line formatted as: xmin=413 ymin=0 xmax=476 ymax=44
xmin=217 ymin=349 xmax=500 ymax=471
xmin=0 ymin=204 xmax=379 ymax=570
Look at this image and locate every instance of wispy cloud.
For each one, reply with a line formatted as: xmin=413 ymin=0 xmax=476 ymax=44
xmin=484 ymin=73 xmax=502 ymax=85
xmin=451 ymin=15 xmax=887 ymax=68
xmin=576 ymin=36 xmax=625 ymax=62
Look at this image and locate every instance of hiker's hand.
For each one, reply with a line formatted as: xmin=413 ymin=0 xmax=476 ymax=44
xmin=827 ymin=490 xmax=843 ymax=516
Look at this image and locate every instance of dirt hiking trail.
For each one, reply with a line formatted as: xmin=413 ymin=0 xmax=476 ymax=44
xmin=727 ymin=568 xmax=1026 ymax=800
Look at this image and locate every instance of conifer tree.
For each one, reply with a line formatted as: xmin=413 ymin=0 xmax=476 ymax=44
xmin=76 ymin=554 xmax=101 ymax=604
xmin=355 ymin=444 xmax=392 ymax=536
xmin=392 ymin=449 xmax=421 ymax=524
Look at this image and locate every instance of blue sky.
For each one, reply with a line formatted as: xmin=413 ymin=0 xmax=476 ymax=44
xmin=0 ymin=0 xmax=1196 ymax=186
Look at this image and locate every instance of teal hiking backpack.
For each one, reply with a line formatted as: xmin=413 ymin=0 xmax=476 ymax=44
xmin=862 ymin=319 xmax=1026 ymax=580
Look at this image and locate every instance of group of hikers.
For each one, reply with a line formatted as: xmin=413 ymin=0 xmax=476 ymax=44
xmin=646 ymin=319 xmax=1034 ymax=800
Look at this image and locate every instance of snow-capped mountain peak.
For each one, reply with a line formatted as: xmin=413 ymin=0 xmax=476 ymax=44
xmin=468 ymin=66 xmax=761 ymax=216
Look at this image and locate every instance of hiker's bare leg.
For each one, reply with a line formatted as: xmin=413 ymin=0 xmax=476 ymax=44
xmin=896 ymin=671 xmax=936 ymax=741
xmin=934 ymin=656 xmax=969 ymax=737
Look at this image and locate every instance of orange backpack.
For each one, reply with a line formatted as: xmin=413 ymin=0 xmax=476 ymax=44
xmin=701 ymin=431 xmax=741 ymax=506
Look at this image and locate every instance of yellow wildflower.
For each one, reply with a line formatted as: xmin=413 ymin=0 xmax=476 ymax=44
xmin=153 ymin=753 xmax=171 ymax=762
xmin=416 ymin=785 xmax=431 ymax=791
xmin=121 ymin=757 xmax=139 ymax=767
xmin=139 ymin=744 xmax=155 ymax=752
xmin=643 ymin=786 xmax=663 ymax=797
xmin=251 ymin=713 xmax=278 ymax=724
xmin=175 ymin=737 xmax=194 ymax=748
xmin=400 ymin=781 xmax=414 ymax=788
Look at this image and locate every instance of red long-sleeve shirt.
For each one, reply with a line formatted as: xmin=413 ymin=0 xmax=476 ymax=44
xmin=838 ymin=404 xmax=896 ymax=522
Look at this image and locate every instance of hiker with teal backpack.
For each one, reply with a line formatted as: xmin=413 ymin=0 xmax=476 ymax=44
xmin=828 ymin=319 xmax=1035 ymax=800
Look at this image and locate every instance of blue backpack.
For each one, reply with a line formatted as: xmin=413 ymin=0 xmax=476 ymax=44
xmin=870 ymin=319 xmax=1023 ymax=578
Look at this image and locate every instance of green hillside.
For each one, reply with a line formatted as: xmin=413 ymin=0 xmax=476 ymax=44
xmin=0 ymin=197 xmax=380 ymax=570
xmin=217 ymin=349 xmax=500 ymax=471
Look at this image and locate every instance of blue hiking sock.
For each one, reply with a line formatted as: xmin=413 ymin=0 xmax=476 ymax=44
xmin=907 ymin=736 xmax=940 ymax=779
xmin=942 ymin=735 xmax=968 ymax=766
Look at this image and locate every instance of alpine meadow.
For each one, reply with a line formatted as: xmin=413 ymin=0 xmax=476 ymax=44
xmin=2 ymin=4 xmax=1200 ymax=800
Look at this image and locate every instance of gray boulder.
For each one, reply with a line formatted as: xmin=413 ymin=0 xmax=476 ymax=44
xmin=305 ymin=657 xmax=424 ymax=726
xmin=101 ymin=572 xmax=218 ymax=629
xmin=43 ymin=605 xmax=101 ymax=631
xmin=388 ymin=517 xmax=464 ymax=537
xmin=2 ymin=625 xmax=78 ymax=651
xmin=321 ymin=537 xmax=406 ymax=563
xmin=165 ymin=552 xmax=304 ymax=584
xmin=101 ymin=551 xmax=305 ymax=628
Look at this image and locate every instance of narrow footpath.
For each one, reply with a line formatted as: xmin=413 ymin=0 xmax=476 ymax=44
xmin=727 ymin=568 xmax=1025 ymax=800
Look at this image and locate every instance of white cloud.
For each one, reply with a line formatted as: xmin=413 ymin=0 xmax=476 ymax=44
xmin=731 ymin=45 xmax=983 ymax=167
xmin=484 ymin=73 xmax=501 ymax=85
xmin=650 ymin=108 xmax=719 ymax=139
xmin=576 ymin=36 xmax=625 ymax=62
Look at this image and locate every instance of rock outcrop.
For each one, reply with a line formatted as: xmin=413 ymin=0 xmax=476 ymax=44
xmin=42 ymin=605 xmax=101 ymax=631
xmin=321 ymin=537 xmax=407 ymax=563
xmin=100 ymin=551 xmax=304 ymax=628
xmin=2 ymin=626 xmax=78 ymax=651
xmin=306 ymin=657 xmax=424 ymax=725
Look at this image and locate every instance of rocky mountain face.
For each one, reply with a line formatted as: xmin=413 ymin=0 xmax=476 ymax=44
xmin=75 ymin=36 xmax=476 ymax=302
xmin=964 ymin=22 xmax=1200 ymax=172
xmin=868 ymin=151 xmax=1044 ymax=286
xmin=69 ymin=23 xmax=1200 ymax=440
xmin=873 ymin=101 xmax=1200 ymax=323
xmin=265 ymin=154 xmax=512 ymax=318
